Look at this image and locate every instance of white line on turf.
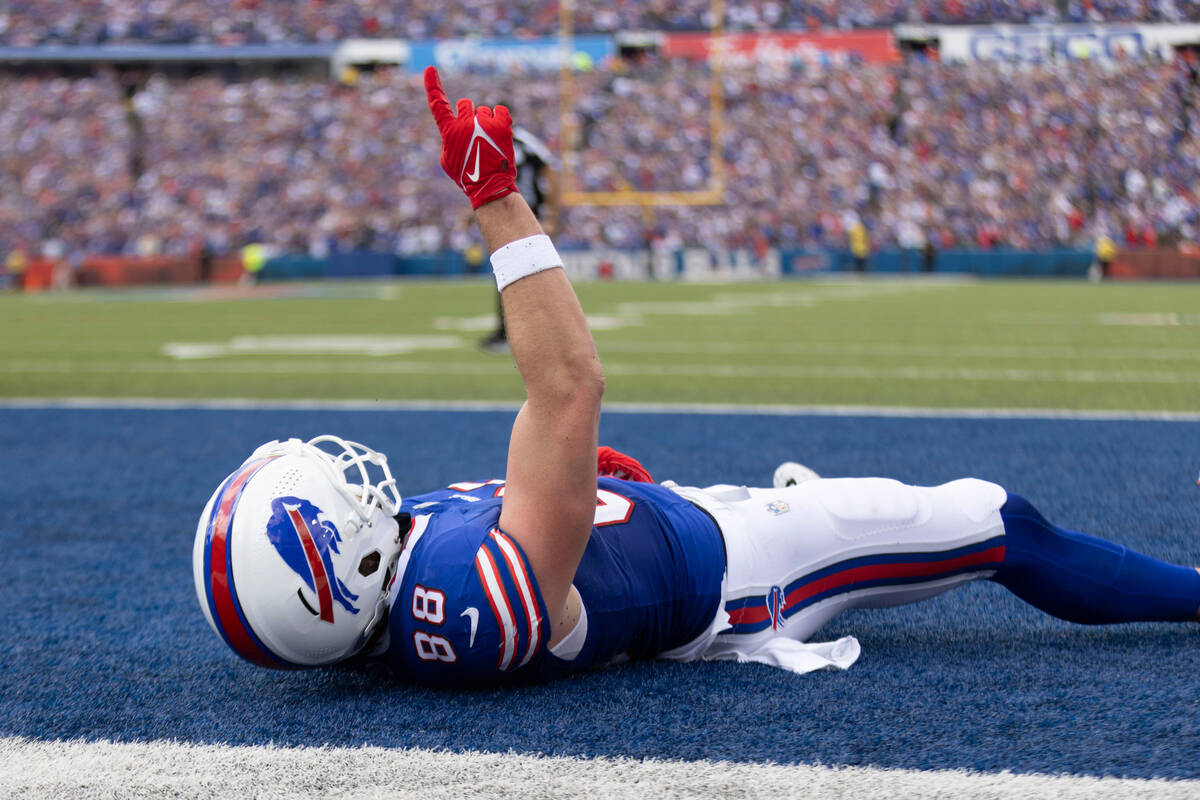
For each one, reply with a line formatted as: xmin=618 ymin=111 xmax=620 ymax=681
xmin=432 ymin=283 xmax=951 ymax=332
xmin=434 ymin=313 xmax=637 ymax=332
xmin=594 ymin=341 xmax=1200 ymax=362
xmin=5 ymin=359 xmax=1200 ymax=385
xmin=0 ymin=737 xmax=1193 ymax=800
xmin=162 ymin=335 xmax=466 ymax=359
xmin=30 ymin=340 xmax=1200 ymax=363
xmin=19 ymin=341 xmax=1200 ymax=362
xmin=2 ymin=397 xmax=1199 ymax=421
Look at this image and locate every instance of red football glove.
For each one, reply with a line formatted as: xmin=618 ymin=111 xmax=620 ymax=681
xmin=423 ymin=66 xmax=518 ymax=210
xmin=597 ymin=446 xmax=654 ymax=483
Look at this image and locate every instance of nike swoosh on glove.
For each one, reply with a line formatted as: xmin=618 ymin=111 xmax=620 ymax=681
xmin=424 ymin=66 xmax=518 ymax=209
xmin=597 ymin=446 xmax=654 ymax=483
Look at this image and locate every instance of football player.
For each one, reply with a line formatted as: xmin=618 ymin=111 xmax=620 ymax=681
xmin=192 ymin=70 xmax=1200 ymax=687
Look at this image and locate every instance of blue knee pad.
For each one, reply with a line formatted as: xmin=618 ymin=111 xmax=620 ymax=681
xmin=992 ymin=494 xmax=1200 ymax=624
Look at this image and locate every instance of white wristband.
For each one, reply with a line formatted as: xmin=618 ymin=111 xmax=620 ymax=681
xmin=490 ymin=234 xmax=563 ymax=291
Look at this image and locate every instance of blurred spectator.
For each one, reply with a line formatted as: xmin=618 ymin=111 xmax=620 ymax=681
xmin=1090 ymin=232 xmax=1116 ymax=280
xmin=850 ymin=217 xmax=870 ymax=271
xmin=3 ymin=248 xmax=27 ymax=290
xmin=0 ymin=73 xmax=133 ymax=260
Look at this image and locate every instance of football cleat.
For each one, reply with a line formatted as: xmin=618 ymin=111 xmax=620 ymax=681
xmin=193 ymin=435 xmax=405 ymax=669
xmin=773 ymin=461 xmax=821 ymax=488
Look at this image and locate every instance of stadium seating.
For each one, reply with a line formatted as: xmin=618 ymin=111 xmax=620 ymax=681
xmin=2 ymin=56 xmax=1195 ymax=262
xmin=1 ymin=0 xmax=1198 ymax=45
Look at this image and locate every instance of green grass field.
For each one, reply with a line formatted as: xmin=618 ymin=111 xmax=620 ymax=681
xmin=4 ymin=277 xmax=1200 ymax=411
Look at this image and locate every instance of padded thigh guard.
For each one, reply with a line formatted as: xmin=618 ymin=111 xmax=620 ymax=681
xmin=811 ymin=477 xmax=1007 ymax=546
xmin=678 ymin=478 xmax=1008 ymax=648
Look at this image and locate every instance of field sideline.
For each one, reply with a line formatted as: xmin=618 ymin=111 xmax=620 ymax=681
xmin=4 ymin=277 xmax=1200 ymax=798
xmin=5 ymin=737 xmax=1200 ymax=799
xmin=3 ymin=277 xmax=1200 ymax=411
xmin=4 ymin=403 xmax=1199 ymax=798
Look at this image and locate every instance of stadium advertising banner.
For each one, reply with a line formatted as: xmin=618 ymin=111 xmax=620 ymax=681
xmin=407 ymin=35 xmax=614 ymax=73
xmin=660 ymin=31 xmax=900 ymax=66
xmin=937 ymin=24 xmax=1200 ymax=62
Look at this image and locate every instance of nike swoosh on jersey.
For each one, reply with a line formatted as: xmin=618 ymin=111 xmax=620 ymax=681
xmin=461 ymin=607 xmax=479 ymax=647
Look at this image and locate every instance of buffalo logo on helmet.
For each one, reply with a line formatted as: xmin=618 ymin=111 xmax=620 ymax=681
xmin=266 ymin=496 xmax=360 ymax=623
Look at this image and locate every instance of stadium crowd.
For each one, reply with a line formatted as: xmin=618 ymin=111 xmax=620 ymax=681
xmin=563 ymin=56 xmax=1196 ymax=252
xmin=2 ymin=55 xmax=1197 ymax=261
xmin=1 ymin=0 xmax=1198 ymax=45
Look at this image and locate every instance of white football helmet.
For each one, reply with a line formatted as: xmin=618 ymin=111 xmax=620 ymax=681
xmin=193 ymin=435 xmax=405 ymax=668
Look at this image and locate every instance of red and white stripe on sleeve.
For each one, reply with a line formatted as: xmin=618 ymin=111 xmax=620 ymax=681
xmin=473 ymin=528 xmax=544 ymax=671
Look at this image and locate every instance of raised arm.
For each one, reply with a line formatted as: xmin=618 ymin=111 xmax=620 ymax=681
xmin=424 ymin=68 xmax=603 ymax=644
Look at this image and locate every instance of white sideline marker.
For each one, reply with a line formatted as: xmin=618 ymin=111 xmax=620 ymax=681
xmin=7 ymin=357 xmax=1200 ymax=387
xmin=2 ymin=397 xmax=1200 ymax=422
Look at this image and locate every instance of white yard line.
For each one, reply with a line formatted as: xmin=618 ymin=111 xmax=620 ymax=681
xmin=3 ymin=358 xmax=1200 ymax=385
xmin=161 ymin=335 xmax=466 ymax=359
xmin=0 ymin=359 xmax=517 ymax=376
xmin=601 ymin=363 xmax=1200 ymax=384
xmin=17 ymin=340 xmax=1200 ymax=362
xmin=2 ymin=397 xmax=1199 ymax=421
xmin=0 ymin=737 xmax=1194 ymax=800
xmin=594 ymin=341 xmax=1200 ymax=362
xmin=433 ymin=282 xmax=953 ymax=332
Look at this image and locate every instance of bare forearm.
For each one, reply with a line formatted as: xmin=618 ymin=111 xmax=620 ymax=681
xmin=477 ymin=197 xmax=603 ymax=625
xmin=476 ymin=195 xmax=602 ymax=404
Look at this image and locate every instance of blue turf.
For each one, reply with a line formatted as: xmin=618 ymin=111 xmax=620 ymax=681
xmin=1 ymin=407 xmax=1198 ymax=778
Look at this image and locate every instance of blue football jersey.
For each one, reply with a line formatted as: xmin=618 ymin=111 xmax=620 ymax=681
xmin=382 ymin=477 xmax=726 ymax=687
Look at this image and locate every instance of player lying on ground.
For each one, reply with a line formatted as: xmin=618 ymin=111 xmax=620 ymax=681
xmin=191 ymin=69 xmax=1200 ymax=687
